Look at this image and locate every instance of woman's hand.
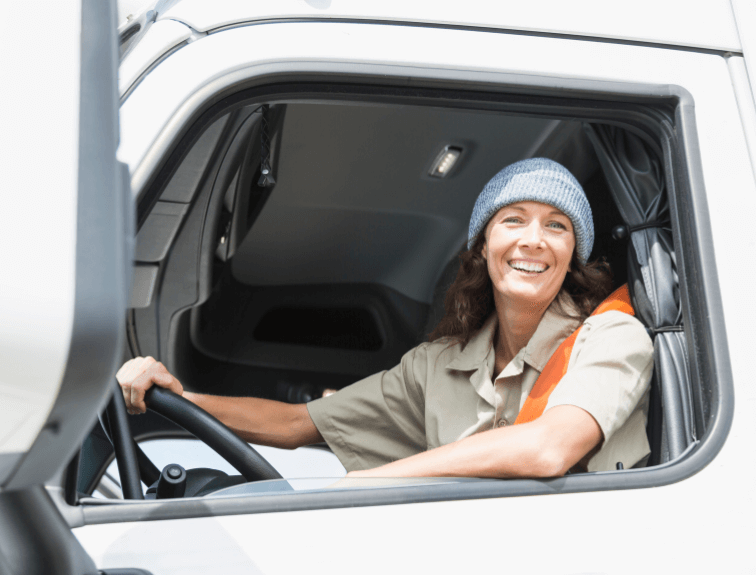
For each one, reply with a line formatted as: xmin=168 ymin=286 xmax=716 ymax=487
xmin=115 ymin=356 xmax=183 ymax=415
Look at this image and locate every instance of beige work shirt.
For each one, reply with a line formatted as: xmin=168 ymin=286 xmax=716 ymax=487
xmin=307 ymin=293 xmax=654 ymax=473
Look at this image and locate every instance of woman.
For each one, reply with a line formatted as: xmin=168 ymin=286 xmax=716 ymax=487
xmin=118 ymin=158 xmax=654 ymax=477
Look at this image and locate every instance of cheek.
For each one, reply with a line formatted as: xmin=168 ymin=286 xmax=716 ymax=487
xmin=552 ymin=241 xmax=575 ymax=273
xmin=562 ymin=238 xmax=576 ymax=264
xmin=486 ymin=229 xmax=517 ymax=255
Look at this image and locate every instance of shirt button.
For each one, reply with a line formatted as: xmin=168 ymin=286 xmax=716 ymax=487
xmin=497 ymin=419 xmax=509 ymax=428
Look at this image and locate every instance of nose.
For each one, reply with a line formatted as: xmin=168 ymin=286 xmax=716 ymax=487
xmin=518 ymin=220 xmax=544 ymax=249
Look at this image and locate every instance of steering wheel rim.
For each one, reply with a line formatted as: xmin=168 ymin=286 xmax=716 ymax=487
xmin=143 ymin=387 xmax=282 ymax=482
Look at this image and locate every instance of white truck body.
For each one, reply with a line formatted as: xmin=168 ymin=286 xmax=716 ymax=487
xmin=2 ymin=2 xmax=755 ymax=574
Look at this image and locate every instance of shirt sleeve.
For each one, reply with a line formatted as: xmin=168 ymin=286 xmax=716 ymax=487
xmin=544 ymin=310 xmax=654 ymax=449
xmin=306 ymin=344 xmax=429 ymax=472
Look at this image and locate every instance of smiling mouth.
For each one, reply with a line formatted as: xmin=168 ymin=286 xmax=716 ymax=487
xmin=508 ymin=260 xmax=549 ymax=274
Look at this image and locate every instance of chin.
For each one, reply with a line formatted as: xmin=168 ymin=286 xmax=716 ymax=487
xmin=498 ymin=282 xmax=559 ymax=309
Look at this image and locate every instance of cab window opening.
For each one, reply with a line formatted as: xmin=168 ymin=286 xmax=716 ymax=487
xmin=73 ymin=84 xmax=710 ymax=514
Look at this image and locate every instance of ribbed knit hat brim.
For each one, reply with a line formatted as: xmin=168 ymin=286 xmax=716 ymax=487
xmin=468 ymin=158 xmax=593 ymax=263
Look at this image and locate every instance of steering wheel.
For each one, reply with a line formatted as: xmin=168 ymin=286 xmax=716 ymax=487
xmin=106 ymin=384 xmax=281 ymax=499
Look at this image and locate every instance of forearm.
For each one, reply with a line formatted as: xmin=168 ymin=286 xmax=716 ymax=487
xmin=349 ymin=406 xmax=601 ymax=479
xmin=351 ymin=424 xmax=559 ymax=479
xmin=183 ymin=392 xmax=323 ymax=450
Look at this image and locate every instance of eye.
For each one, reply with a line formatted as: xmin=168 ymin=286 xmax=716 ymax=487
xmin=547 ymin=221 xmax=567 ymax=230
xmin=503 ymin=216 xmax=523 ymax=224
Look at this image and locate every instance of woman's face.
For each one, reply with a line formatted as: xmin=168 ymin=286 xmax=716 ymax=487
xmin=482 ymin=201 xmax=576 ymax=310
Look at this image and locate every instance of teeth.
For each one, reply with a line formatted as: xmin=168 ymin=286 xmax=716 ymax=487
xmin=510 ymin=261 xmax=547 ymax=273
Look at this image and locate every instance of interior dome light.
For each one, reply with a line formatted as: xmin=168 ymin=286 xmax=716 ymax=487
xmin=429 ymin=146 xmax=462 ymax=178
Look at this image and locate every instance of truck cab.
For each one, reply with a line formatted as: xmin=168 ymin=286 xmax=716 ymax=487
xmin=2 ymin=1 xmax=755 ymax=573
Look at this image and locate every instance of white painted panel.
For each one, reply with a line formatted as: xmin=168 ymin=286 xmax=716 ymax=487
xmin=0 ymin=2 xmax=79 ymax=453
xmin=160 ymin=0 xmax=741 ymax=51
xmin=120 ymin=19 xmax=193 ymax=97
xmin=75 ymin=457 xmax=754 ymax=575
xmin=727 ymin=56 xmax=756 ymax=184
xmin=732 ymin=0 xmax=756 ymax=105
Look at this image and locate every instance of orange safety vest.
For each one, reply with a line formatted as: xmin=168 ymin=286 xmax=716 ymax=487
xmin=513 ymin=284 xmax=635 ymax=425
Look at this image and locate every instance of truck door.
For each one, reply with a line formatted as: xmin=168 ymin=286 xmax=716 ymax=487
xmin=0 ymin=1 xmax=131 ymax=573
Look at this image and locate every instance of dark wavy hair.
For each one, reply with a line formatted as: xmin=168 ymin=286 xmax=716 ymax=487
xmin=428 ymin=233 xmax=614 ymax=348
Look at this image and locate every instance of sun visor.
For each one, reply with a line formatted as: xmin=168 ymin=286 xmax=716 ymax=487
xmin=0 ymin=0 xmax=131 ymax=489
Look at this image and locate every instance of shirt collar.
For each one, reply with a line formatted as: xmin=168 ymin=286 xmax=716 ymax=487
xmin=444 ymin=314 xmax=498 ymax=371
xmin=521 ymin=292 xmax=582 ymax=371
xmin=444 ymin=292 xmax=582 ymax=373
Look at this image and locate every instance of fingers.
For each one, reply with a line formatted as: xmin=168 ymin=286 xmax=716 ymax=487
xmin=116 ymin=357 xmax=183 ymax=415
xmin=129 ymin=368 xmax=153 ymax=415
xmin=120 ymin=356 xmax=156 ymax=414
xmin=116 ymin=357 xmax=145 ymax=413
xmin=116 ymin=356 xmax=155 ymax=387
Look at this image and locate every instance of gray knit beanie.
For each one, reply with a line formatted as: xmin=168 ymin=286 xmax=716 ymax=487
xmin=467 ymin=158 xmax=594 ymax=263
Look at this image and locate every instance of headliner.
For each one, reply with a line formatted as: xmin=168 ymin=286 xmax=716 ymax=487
xmin=231 ymin=102 xmax=557 ymax=303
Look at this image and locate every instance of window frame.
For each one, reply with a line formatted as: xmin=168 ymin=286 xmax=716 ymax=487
xmin=69 ymin=68 xmax=734 ymax=526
